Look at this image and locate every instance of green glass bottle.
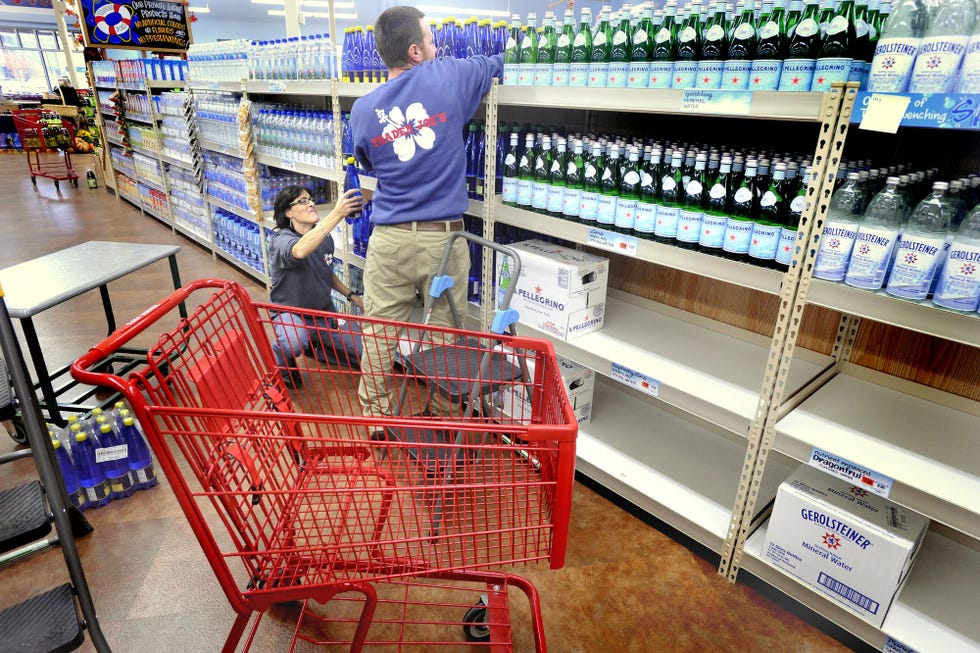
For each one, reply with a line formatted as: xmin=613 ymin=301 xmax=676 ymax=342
xmin=698 ymin=2 xmax=729 ymax=88
xmin=536 ymin=11 xmax=558 ymax=87
xmin=751 ymin=0 xmax=788 ymax=91
xmin=501 ymin=130 xmax=520 ymax=206
xmin=700 ymin=154 xmax=734 ymax=255
xmin=503 ymin=14 xmax=523 ymax=85
xmin=553 ymin=9 xmax=576 ymax=86
xmin=562 ymin=138 xmax=585 ymax=220
xmin=723 ymin=0 xmax=758 ymax=89
xmin=547 ymin=137 xmax=567 ymax=217
xmin=651 ymin=0 xmax=678 ymax=88
xmin=724 ymin=158 xmax=759 ymax=260
xmin=608 ymin=8 xmax=633 ymax=87
xmin=848 ymin=0 xmax=871 ymax=89
xmin=775 ymin=164 xmax=810 ymax=270
xmin=518 ymin=12 xmax=539 ymax=86
xmin=634 ymin=146 xmax=662 ymax=237
xmin=580 ymin=141 xmax=603 ymax=224
xmin=655 ymin=149 xmax=685 ymax=243
xmin=569 ymin=7 xmax=594 ymax=87
xmin=590 ymin=6 xmax=613 ymax=87
xmin=778 ymin=0 xmax=821 ymax=90
xmin=516 ymin=132 xmax=535 ymax=209
xmin=675 ymin=0 xmax=703 ymax=88
xmin=615 ymin=146 xmax=642 ymax=232
xmin=749 ymin=161 xmax=788 ymax=267
xmin=628 ymin=7 xmax=655 ymax=88
xmin=812 ymin=0 xmax=855 ymax=90
xmin=531 ymin=134 xmax=553 ymax=213
xmin=677 ymin=152 xmax=707 ymax=249
xmin=596 ymin=143 xmax=621 ymax=227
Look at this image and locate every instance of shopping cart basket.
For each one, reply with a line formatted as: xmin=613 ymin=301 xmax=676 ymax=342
xmin=11 ymin=108 xmax=79 ymax=189
xmin=71 ymin=278 xmax=578 ymax=652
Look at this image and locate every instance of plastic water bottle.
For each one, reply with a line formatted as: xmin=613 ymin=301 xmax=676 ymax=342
xmin=932 ymin=204 xmax=980 ymax=312
xmin=909 ymin=0 xmax=976 ymax=93
xmin=885 ymin=181 xmax=952 ymax=300
xmin=343 ymin=156 xmax=363 ymax=220
xmin=73 ymin=430 xmax=111 ymax=508
xmin=97 ymin=420 xmax=135 ymax=500
xmin=52 ymin=435 xmax=87 ymax=510
xmin=814 ymin=172 xmax=866 ymax=281
xmin=956 ymin=19 xmax=980 ymax=92
xmin=868 ymin=0 xmax=929 ymax=91
xmin=845 ymin=176 xmax=906 ymax=289
xmin=118 ymin=416 xmax=158 ymax=490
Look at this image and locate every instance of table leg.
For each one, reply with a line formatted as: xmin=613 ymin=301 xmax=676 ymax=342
xmin=98 ymin=284 xmax=115 ymax=335
xmin=19 ymin=316 xmax=62 ymax=425
xmin=168 ymin=254 xmax=186 ymax=319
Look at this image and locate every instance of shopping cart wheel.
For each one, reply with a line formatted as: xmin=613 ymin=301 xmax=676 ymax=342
xmin=54 ymin=180 xmax=60 ymax=190
xmin=72 ymin=178 xmax=78 ymax=188
xmin=462 ymin=596 xmax=490 ymax=642
xmin=31 ymin=176 xmax=36 ymax=186
xmin=10 ymin=415 xmax=27 ymax=445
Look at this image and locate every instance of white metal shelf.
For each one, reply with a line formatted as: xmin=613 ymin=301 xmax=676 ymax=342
xmin=743 ymin=524 xmax=980 ymax=653
xmin=214 ymin=246 xmax=267 ymax=283
xmin=517 ymin=290 xmax=830 ymax=436
xmin=577 ymin=378 xmax=795 ymax=552
xmin=187 ymin=81 xmax=243 ymax=93
xmin=135 ymin=175 xmax=166 ymax=193
xmin=255 ymin=153 xmax=339 ymax=181
xmin=806 ymin=279 xmax=980 ymax=349
xmin=775 ymin=370 xmax=980 ymax=540
xmin=159 ymin=152 xmax=197 ymax=172
xmin=125 ymin=113 xmax=154 ymax=125
xmin=494 ymin=201 xmax=784 ymax=294
xmin=337 ymin=82 xmax=381 ymax=98
xmin=496 ymin=86 xmax=825 ymax=122
xmin=172 ymin=223 xmax=212 ymax=250
xmin=146 ymin=79 xmax=186 ymax=90
xmin=245 ymin=79 xmax=332 ymax=95
xmin=198 ymin=138 xmax=246 ymax=159
xmin=206 ymin=194 xmax=256 ymax=222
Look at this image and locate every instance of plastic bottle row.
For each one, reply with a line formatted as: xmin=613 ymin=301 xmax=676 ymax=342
xmin=252 ymin=106 xmax=337 ymax=169
xmin=259 ymin=172 xmax=330 ymax=212
xmin=187 ymin=39 xmax=252 ymax=83
xmin=214 ymin=208 xmax=266 ymax=273
xmin=252 ymin=33 xmax=339 ymax=82
xmin=92 ymin=58 xmax=188 ymax=87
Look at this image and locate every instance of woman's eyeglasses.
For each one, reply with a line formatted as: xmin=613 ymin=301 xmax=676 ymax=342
xmin=290 ymin=197 xmax=315 ymax=206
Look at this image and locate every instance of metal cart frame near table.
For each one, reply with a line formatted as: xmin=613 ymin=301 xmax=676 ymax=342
xmin=0 ymin=240 xmax=183 ymax=427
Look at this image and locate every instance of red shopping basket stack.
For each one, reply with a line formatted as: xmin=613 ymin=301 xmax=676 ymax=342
xmin=72 ymin=279 xmax=578 ymax=652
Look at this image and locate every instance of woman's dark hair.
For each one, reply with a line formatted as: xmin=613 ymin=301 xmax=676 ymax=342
xmin=375 ymin=6 xmax=425 ymax=69
xmin=273 ymin=184 xmax=313 ymax=229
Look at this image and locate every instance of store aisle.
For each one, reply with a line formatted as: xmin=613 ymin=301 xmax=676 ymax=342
xmin=0 ymin=155 xmax=859 ymax=652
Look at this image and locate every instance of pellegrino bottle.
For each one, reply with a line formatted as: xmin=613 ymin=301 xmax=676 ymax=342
xmin=848 ymin=1 xmax=872 ymax=88
xmin=518 ymin=13 xmax=538 ymax=86
xmin=569 ymin=7 xmax=594 ymax=87
xmin=516 ymin=132 xmax=535 ymax=209
xmin=779 ymin=0 xmax=822 ymax=90
xmin=724 ymin=158 xmax=760 ymax=260
xmin=817 ymin=0 xmax=836 ymax=36
xmin=536 ymin=12 xmax=558 ymax=87
xmin=749 ymin=162 xmax=788 ymax=267
xmin=655 ymin=150 xmax=685 ymax=243
xmin=597 ymin=143 xmax=621 ymax=227
xmin=752 ymin=0 xmax=788 ymax=90
xmin=562 ymin=139 xmax=585 ymax=220
xmin=580 ymin=142 xmax=604 ymax=224
xmin=503 ymin=14 xmax=522 ymax=85
xmin=700 ymin=154 xmax=734 ymax=255
xmin=608 ymin=7 xmax=633 ymax=87
xmin=501 ymin=131 xmax=520 ymax=206
xmin=553 ymin=9 xmax=576 ymax=86
xmin=547 ymin=137 xmax=567 ymax=217
xmin=909 ymin=0 xmax=977 ymax=93
xmin=531 ymin=134 xmax=553 ymax=213
xmin=776 ymin=165 xmax=810 ymax=270
xmin=698 ymin=2 xmax=729 ymax=88
xmin=590 ymin=6 xmax=614 ymax=87
xmin=628 ymin=7 xmax=655 ymax=88
xmin=724 ymin=0 xmax=758 ymax=89
xmin=811 ymin=0 xmax=856 ymax=91
xmin=677 ymin=152 xmax=707 ymax=248
xmin=674 ymin=1 xmax=703 ymax=88
xmin=651 ymin=0 xmax=679 ymax=88
xmin=634 ymin=146 xmax=662 ymax=237
xmin=615 ymin=146 xmax=642 ymax=232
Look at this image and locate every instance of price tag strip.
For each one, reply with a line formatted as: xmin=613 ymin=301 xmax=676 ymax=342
xmin=808 ymin=447 xmax=895 ymax=498
xmin=588 ymin=227 xmax=638 ymax=257
xmin=680 ymin=89 xmax=753 ymax=116
xmin=610 ymin=362 xmax=660 ymax=398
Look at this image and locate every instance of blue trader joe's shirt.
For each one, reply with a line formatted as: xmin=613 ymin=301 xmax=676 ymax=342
xmin=350 ymin=54 xmax=503 ymax=226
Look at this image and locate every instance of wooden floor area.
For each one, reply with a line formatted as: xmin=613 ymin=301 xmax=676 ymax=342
xmin=0 ymin=154 xmax=864 ymax=652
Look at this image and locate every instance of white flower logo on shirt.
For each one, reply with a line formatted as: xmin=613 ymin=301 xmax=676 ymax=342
xmin=375 ymin=103 xmax=437 ymax=162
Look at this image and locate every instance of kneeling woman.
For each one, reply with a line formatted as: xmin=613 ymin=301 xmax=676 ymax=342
xmin=269 ymin=184 xmax=363 ymax=388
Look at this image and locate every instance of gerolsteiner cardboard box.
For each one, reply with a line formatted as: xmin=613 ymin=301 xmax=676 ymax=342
xmin=762 ymin=464 xmax=929 ymax=627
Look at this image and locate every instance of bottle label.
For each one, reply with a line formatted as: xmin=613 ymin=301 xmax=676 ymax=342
xmin=552 ymin=62 xmax=571 ymax=86
xmin=775 ymin=226 xmax=798 ymax=265
xmin=734 ymin=23 xmax=755 ymax=40
xmin=686 ymin=179 xmax=703 ymax=196
xmin=563 ymin=187 xmax=583 ymax=216
xmin=723 ymin=218 xmax=754 ymax=254
xmin=708 ymin=183 xmax=726 ymax=200
xmin=655 ymin=28 xmax=672 ymax=44
xmin=655 ymin=205 xmax=680 ymax=238
xmin=826 ymin=16 xmax=849 ymax=36
xmin=569 ymin=62 xmax=590 ymax=86
xmin=634 ymin=201 xmax=658 ymax=233
xmin=574 ymin=32 xmax=588 ymax=47
xmin=909 ymin=36 xmax=970 ymax=93
xmin=778 ymin=58 xmax=816 ymax=91
xmin=547 ymin=185 xmax=565 ymax=213
xmin=518 ymin=62 xmax=535 ymax=86
xmin=613 ymin=31 xmax=629 ymax=46
xmin=811 ymin=57 xmax=852 ymax=91
xmin=628 ymin=61 xmax=652 ymax=87
xmin=933 ymin=242 xmax=980 ymax=311
xmin=503 ymin=63 xmax=520 ymax=85
xmin=721 ymin=59 xmax=752 ymax=89
xmin=532 ymin=181 xmax=550 ymax=209
xmin=662 ymin=176 xmax=678 ymax=193
xmin=696 ymin=60 xmax=725 ymax=89
xmin=649 ymin=61 xmax=675 ymax=88
xmin=580 ymin=190 xmax=600 ymax=222
xmin=615 ymin=198 xmax=638 ymax=229
xmin=673 ymin=60 xmax=698 ymax=89
xmin=844 ymin=225 xmax=900 ymax=289
xmin=868 ymin=37 xmax=921 ymax=93
xmin=705 ymin=25 xmax=726 ymax=41
xmin=790 ymin=194 xmax=807 ymax=213
xmin=760 ymin=190 xmax=778 ymax=207
xmin=848 ymin=59 xmax=870 ymax=87
xmin=733 ymin=186 xmax=753 ymax=204
xmin=699 ymin=213 xmax=728 ymax=249
xmin=956 ymin=35 xmax=980 ymax=93
xmin=814 ymin=221 xmax=859 ymax=280
xmin=558 ymin=34 xmax=572 ymax=48
xmin=589 ymin=62 xmax=610 ymax=86
xmin=594 ymin=32 xmax=608 ymax=46
xmin=502 ymin=176 xmax=519 ymax=203
xmin=535 ymin=63 xmax=554 ymax=86
xmin=596 ymin=194 xmax=617 ymax=224
xmin=795 ymin=18 xmax=819 ymax=38
xmin=750 ymin=59 xmax=783 ymax=90
xmin=607 ymin=61 xmax=629 ymax=87
xmin=676 ymin=209 xmax=703 ymax=243
xmin=748 ymin=222 xmax=781 ymax=260
xmin=759 ymin=22 xmax=779 ymax=40
xmin=634 ymin=29 xmax=648 ymax=45
xmin=885 ymin=233 xmax=946 ymax=300
xmin=854 ymin=19 xmax=869 ymax=38
xmin=516 ymin=179 xmax=534 ymax=206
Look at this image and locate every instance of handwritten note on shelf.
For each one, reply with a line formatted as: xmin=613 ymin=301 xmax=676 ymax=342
xmin=859 ymin=93 xmax=912 ymax=133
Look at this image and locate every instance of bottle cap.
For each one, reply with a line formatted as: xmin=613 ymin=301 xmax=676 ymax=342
xmin=101 ymin=423 xmax=112 ymax=433
xmin=886 ymin=176 xmax=900 ymax=184
xmin=124 ymin=416 xmax=136 ymax=427
xmin=934 ymin=181 xmax=950 ymax=190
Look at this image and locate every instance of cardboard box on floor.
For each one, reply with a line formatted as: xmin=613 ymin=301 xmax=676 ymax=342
xmin=497 ymin=240 xmax=609 ymax=340
xmin=762 ymin=464 xmax=929 ymax=627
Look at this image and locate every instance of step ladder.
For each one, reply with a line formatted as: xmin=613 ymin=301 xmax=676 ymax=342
xmin=0 ymin=284 xmax=111 ymax=652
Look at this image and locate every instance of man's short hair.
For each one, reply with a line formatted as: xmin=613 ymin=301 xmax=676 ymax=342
xmin=375 ymin=6 xmax=426 ymax=69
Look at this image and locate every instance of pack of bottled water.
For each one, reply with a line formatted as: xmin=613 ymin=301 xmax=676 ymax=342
xmin=250 ymin=34 xmax=339 ymax=81
xmin=252 ymin=106 xmax=336 ymax=168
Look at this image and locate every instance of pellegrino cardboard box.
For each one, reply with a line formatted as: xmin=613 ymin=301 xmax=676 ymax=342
xmin=762 ymin=465 xmax=929 ymax=627
xmin=498 ymin=353 xmax=595 ymax=425
xmin=496 ymin=240 xmax=609 ymax=340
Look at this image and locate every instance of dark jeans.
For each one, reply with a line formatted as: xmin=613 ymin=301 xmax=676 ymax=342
xmin=271 ymin=311 xmax=363 ymax=368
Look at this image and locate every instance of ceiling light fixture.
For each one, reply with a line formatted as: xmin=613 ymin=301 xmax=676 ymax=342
xmin=188 ymin=1 xmax=210 ymax=12
xmin=415 ymin=5 xmax=511 ymax=18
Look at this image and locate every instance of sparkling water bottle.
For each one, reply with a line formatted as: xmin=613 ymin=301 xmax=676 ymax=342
xmin=97 ymin=420 xmax=135 ymax=500
xmin=569 ymin=7 xmax=594 ymax=87
xmin=845 ymin=176 xmax=906 ymax=289
xmin=814 ymin=172 xmax=866 ymax=280
xmin=933 ymin=204 xmax=980 ymax=312
xmin=886 ymin=181 xmax=952 ymax=300
xmin=868 ymin=0 xmax=928 ymax=92
xmin=955 ymin=19 xmax=980 ymax=92
xmin=501 ymin=131 xmax=520 ymax=206
xmin=52 ymin=435 xmax=87 ymax=510
xmin=909 ymin=0 xmax=976 ymax=93
xmin=119 ymin=416 xmax=158 ymax=490
xmin=651 ymin=0 xmax=679 ymax=88
xmin=73 ymin=429 xmax=111 ymax=508
xmin=343 ymin=156 xmax=362 ymax=219
xmin=503 ymin=14 xmax=522 ymax=85
xmin=812 ymin=0 xmax=856 ymax=90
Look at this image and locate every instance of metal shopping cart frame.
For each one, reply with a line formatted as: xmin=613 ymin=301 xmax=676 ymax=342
xmin=11 ymin=108 xmax=79 ymax=189
xmin=72 ymin=278 xmax=578 ymax=652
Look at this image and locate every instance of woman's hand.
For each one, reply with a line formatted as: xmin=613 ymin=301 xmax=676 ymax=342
xmin=335 ymin=188 xmax=364 ymax=218
xmin=351 ymin=294 xmax=365 ymax=312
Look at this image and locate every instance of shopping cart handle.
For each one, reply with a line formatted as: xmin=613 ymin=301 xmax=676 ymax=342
xmin=427 ymin=274 xmax=455 ymax=299
xmin=490 ymin=308 xmax=519 ymax=335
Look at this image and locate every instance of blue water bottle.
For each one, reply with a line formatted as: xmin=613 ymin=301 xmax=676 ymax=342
xmin=97 ymin=420 xmax=136 ymax=500
xmin=119 ymin=416 xmax=158 ymax=490
xmin=344 ymin=156 xmax=363 ymax=222
xmin=73 ymin=430 xmax=111 ymax=508
xmin=52 ymin=435 xmax=88 ymax=510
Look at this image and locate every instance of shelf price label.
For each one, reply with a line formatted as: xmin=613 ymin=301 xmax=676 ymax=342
xmin=853 ymin=92 xmax=980 ymax=131
xmin=610 ymin=362 xmax=660 ymax=398
xmin=808 ymin=447 xmax=895 ymax=498
xmin=680 ymin=89 xmax=753 ymax=116
xmin=588 ymin=227 xmax=638 ymax=257
xmin=268 ymin=82 xmax=287 ymax=93
xmin=279 ymin=158 xmax=297 ymax=171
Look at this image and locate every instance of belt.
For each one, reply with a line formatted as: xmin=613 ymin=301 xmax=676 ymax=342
xmin=388 ymin=219 xmax=465 ymax=232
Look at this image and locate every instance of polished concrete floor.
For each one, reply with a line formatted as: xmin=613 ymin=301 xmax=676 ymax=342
xmin=0 ymin=154 xmax=862 ymax=652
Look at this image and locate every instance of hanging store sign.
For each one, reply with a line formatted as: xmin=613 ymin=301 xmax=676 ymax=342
xmin=77 ymin=0 xmax=191 ymax=53
xmin=853 ymin=92 xmax=980 ymax=131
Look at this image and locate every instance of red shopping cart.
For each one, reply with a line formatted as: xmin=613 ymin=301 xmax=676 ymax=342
xmin=72 ymin=278 xmax=577 ymax=652
xmin=11 ymin=108 xmax=79 ymax=189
